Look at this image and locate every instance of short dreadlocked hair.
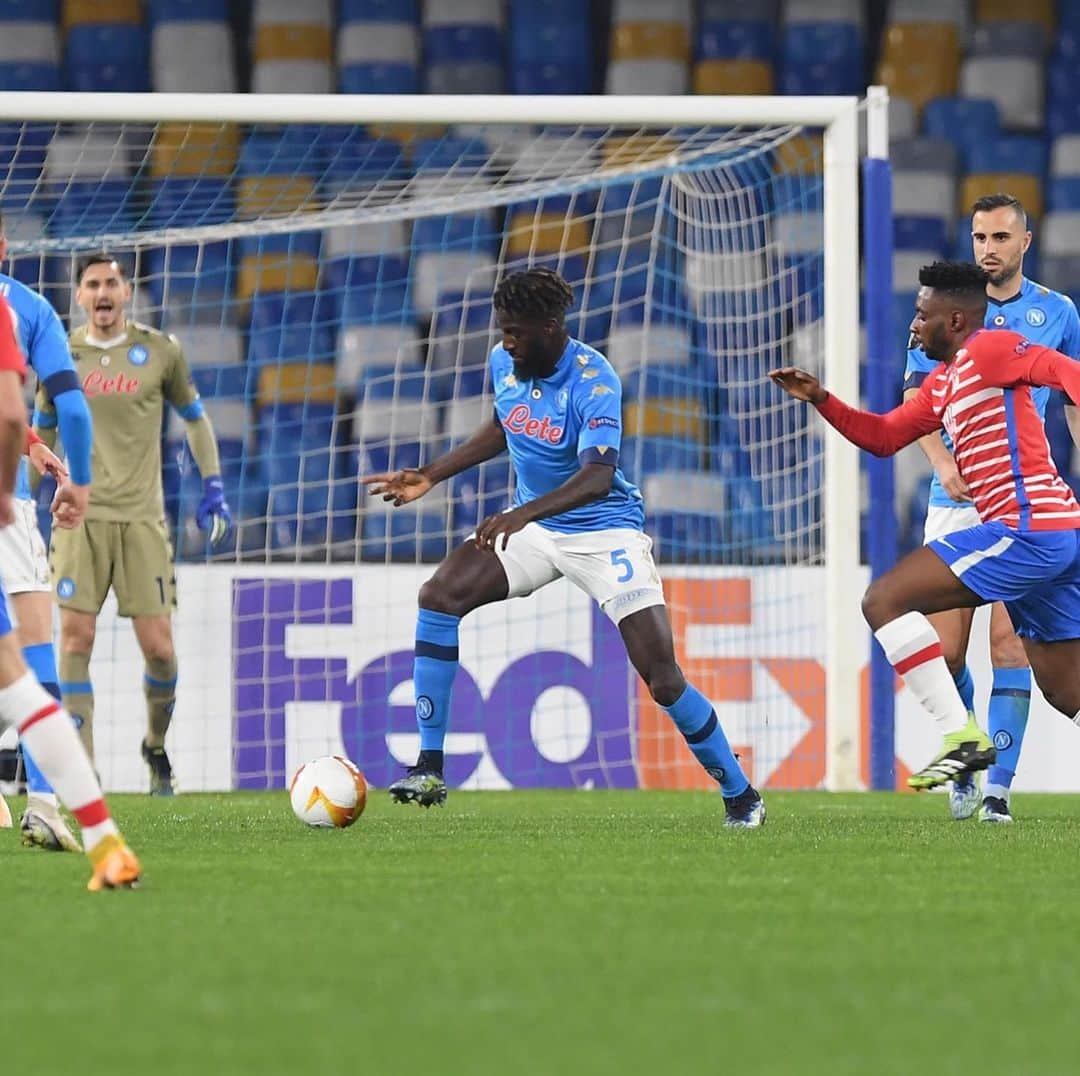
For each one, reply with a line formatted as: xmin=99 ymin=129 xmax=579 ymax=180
xmin=492 ymin=267 xmax=574 ymax=323
xmin=918 ymin=260 xmax=988 ymax=309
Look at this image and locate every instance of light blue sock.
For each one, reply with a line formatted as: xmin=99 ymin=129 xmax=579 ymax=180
xmin=22 ymin=642 xmax=60 ymax=798
xmin=986 ymin=666 xmax=1031 ymax=794
xmin=665 ymin=683 xmax=749 ymax=798
xmin=952 ymin=664 xmax=975 ymax=712
xmin=414 ymin=609 xmax=460 ymax=753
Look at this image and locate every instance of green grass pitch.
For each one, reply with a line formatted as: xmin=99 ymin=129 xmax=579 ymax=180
xmin=7 ymin=790 xmax=1080 ymax=1075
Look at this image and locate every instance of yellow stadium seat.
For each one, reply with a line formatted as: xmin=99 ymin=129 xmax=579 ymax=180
xmin=151 ymin=123 xmax=239 ymax=179
xmin=977 ymin=0 xmax=1052 ymax=30
xmin=774 ymin=133 xmax=823 ymax=175
xmin=64 ymin=0 xmax=140 ymax=29
xmin=610 ymin=21 xmax=690 ymax=62
xmin=257 ymin=363 xmax=337 ymax=408
xmin=693 ymin=59 xmax=773 ymax=95
xmin=367 ymin=123 xmax=449 ymax=148
xmin=960 ymin=174 xmax=1043 ymax=219
xmin=623 ymin=400 xmax=704 ymax=441
xmin=876 ymin=24 xmax=959 ymax=114
xmin=238 ymin=254 xmax=320 ymax=302
xmin=602 ymin=135 xmax=677 ymax=171
xmin=253 ymin=24 xmax=333 ymax=62
xmin=506 ymin=212 xmax=591 ymax=257
xmin=237 ymin=176 xmax=315 ymax=220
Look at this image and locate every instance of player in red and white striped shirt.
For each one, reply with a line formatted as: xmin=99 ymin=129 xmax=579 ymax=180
xmin=772 ymin=261 xmax=1080 ymax=790
xmin=0 ymin=292 xmax=140 ymax=890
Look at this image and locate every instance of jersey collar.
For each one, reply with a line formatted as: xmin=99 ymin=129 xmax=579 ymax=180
xmin=986 ymin=276 xmax=1028 ymax=308
xmin=82 ymin=328 xmax=129 ymax=349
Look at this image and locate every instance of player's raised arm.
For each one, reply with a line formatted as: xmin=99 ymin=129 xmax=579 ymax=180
xmin=363 ymin=411 xmax=507 ymax=506
xmin=769 ymin=366 xmax=941 ymax=457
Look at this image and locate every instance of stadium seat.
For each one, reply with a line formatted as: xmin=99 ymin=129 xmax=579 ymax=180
xmin=780 ymin=22 xmax=863 ymax=96
xmin=152 ymin=19 xmax=235 ymax=92
xmin=960 ymin=57 xmax=1043 ymax=131
xmin=607 ymin=19 xmax=690 ymax=95
xmin=337 ymin=324 xmax=419 ymax=387
xmin=889 ymin=96 xmax=918 ymax=141
xmin=248 ymin=294 xmax=335 ymax=369
xmin=63 ymin=0 xmax=141 ymax=28
xmin=147 ymin=0 xmax=222 ymax=22
xmin=1038 ymin=211 xmax=1080 ymax=276
xmin=976 ymin=0 xmax=1053 ymax=31
xmin=177 ymin=325 xmax=244 ymax=372
xmin=697 ymin=18 xmax=773 ymax=61
xmin=0 ymin=21 xmax=59 ymax=89
xmin=1048 ymin=176 xmax=1080 ymax=210
xmin=320 ymin=134 xmax=408 ymax=197
xmin=643 ymin=472 xmax=727 ymax=564
xmin=143 ymin=242 xmax=233 ymax=315
xmin=252 ymin=20 xmax=334 ymax=94
xmin=147 ymin=176 xmax=233 ymax=228
xmin=620 ymin=436 xmax=702 ymax=480
xmin=894 ymin=215 xmax=948 ymax=253
xmin=253 ymin=0 xmax=333 ymax=24
xmin=960 ymin=174 xmax=1043 ymax=217
xmin=428 ymin=292 xmax=493 ymax=398
xmin=47 ymin=181 xmax=131 ymax=236
xmin=361 ymin=486 xmax=448 ymax=563
xmin=151 ymin=122 xmax=239 ymax=179
xmin=424 ymin=17 xmax=503 ymax=95
xmin=340 ymin=0 xmax=418 ymax=22
xmin=967 ymin=136 xmax=1047 ymax=180
xmin=893 ymin=250 xmax=940 ymax=292
xmin=876 ymin=24 xmax=960 ymax=114
xmin=971 ymin=21 xmax=1047 ymax=58
xmin=450 ymin=458 xmax=511 ymax=538
xmin=891 ymin=136 xmax=959 ymax=176
xmin=1049 ymin=94 xmax=1080 ymax=139
xmin=338 ymin=20 xmax=418 ymax=95
xmin=1051 ymin=135 xmax=1080 ymax=178
xmin=694 ymin=59 xmax=773 ymax=94
xmin=509 ymin=0 xmax=590 ymax=94
xmin=888 ymin=0 xmax=968 ymax=31
xmin=921 ymin=96 xmax=1001 ymax=164
xmin=66 ymin=22 xmax=149 ymax=92
xmin=444 ymin=395 xmax=493 ymax=445
xmin=606 ymin=323 xmax=693 ymax=377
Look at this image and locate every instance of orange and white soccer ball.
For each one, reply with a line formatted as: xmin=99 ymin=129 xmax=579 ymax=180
xmin=289 ymin=755 xmax=368 ymax=828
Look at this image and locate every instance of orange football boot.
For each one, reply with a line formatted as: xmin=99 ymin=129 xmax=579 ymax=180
xmin=86 ymin=835 xmax=142 ymax=892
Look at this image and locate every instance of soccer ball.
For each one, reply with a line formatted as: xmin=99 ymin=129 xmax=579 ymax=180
xmin=289 ymin=755 xmax=368 ymax=828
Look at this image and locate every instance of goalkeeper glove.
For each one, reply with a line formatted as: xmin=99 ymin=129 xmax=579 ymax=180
xmin=196 ymin=476 xmax=232 ymax=547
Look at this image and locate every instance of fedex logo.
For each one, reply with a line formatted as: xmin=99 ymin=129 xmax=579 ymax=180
xmin=504 ymin=404 xmax=564 ymax=444
xmin=83 ymin=369 xmax=139 ymax=396
xmin=231 ymin=578 xmax=636 ymax=790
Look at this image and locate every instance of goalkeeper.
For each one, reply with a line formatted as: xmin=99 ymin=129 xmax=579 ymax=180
xmin=35 ymin=252 xmax=232 ymax=794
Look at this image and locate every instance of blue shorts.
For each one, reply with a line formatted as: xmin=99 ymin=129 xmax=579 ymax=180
xmin=929 ymin=521 xmax=1080 ymax=642
xmin=0 ymin=577 xmax=12 ymax=639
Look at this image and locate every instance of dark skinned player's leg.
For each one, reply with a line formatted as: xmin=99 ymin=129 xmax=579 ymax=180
xmin=1019 ymin=637 xmax=1080 ymax=721
xmin=863 ymin=546 xmax=995 ymax=788
xmin=389 ymin=543 xmax=509 ymax=806
xmin=619 ymin=605 xmax=761 ymax=815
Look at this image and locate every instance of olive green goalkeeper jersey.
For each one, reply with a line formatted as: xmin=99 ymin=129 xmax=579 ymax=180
xmin=36 ymin=322 xmax=200 ymax=523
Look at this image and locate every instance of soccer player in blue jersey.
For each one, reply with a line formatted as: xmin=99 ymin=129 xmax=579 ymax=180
xmin=365 ymin=267 xmax=765 ymax=826
xmin=903 ymin=193 xmax=1080 ymax=823
xmin=0 ymin=212 xmax=93 ymax=850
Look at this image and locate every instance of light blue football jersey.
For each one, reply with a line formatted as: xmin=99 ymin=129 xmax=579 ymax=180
xmin=0 ymin=273 xmax=80 ymax=500
xmin=490 ymin=337 xmax=645 ymax=533
xmin=904 ymin=276 xmax=1080 ymax=508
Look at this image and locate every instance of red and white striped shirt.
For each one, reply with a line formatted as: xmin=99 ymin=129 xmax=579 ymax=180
xmin=816 ymin=329 xmax=1080 ymax=531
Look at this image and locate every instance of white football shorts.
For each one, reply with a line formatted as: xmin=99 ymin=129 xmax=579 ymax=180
xmin=0 ymin=498 xmax=50 ymax=595
xmin=923 ymin=503 xmax=982 ymax=545
xmin=492 ymin=522 xmax=666 ymax=625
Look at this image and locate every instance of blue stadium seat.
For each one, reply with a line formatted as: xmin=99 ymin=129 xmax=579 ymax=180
xmin=1049 ymin=94 xmax=1080 ymax=138
xmin=894 ymin=215 xmax=948 ymax=253
xmin=239 ymin=129 xmax=320 ymax=179
xmin=248 ymin=293 xmax=335 ymax=367
xmin=922 ymin=97 xmax=1001 ymax=157
xmin=971 ymin=21 xmax=1046 ymax=59
xmin=144 ymin=242 xmax=233 ymax=310
xmin=340 ymin=63 xmax=418 ymax=94
xmin=47 ymin=181 xmax=131 ymax=235
xmin=147 ymin=177 xmax=233 ymax=228
xmin=424 ymin=24 xmax=501 ymax=66
xmin=341 ymin=0 xmax=419 ymax=23
xmin=148 ymin=0 xmax=223 ymax=22
xmin=967 ymin=136 xmax=1048 ymax=179
xmin=620 ymin=437 xmax=702 ymax=481
xmin=771 ymin=172 xmax=823 ymax=213
xmin=412 ymin=212 xmax=497 ymax=254
xmin=319 ymin=134 xmax=407 ymax=196
xmin=339 ymin=278 xmax=412 ymax=325
xmin=1049 ymin=176 xmax=1080 ymax=209
xmin=237 ymin=231 xmax=321 ymax=262
xmin=698 ymin=19 xmax=773 ymax=61
xmin=781 ymin=22 xmax=863 ymax=95
xmin=726 ymin=476 xmax=780 ymax=559
xmin=0 ymin=122 xmax=49 ymax=207
xmin=510 ymin=1 xmax=588 ymax=63
xmin=511 ymin=62 xmax=590 ymax=94
xmin=192 ymin=366 xmax=247 ymax=399
xmin=66 ymin=25 xmax=149 ymax=93
xmin=361 ymin=499 xmax=447 ymax=562
xmin=450 ymin=458 xmax=512 ymax=538
xmin=623 ymin=367 xmax=707 ymax=408
xmin=357 ymin=440 xmax=422 ymax=475
xmin=322 ymin=254 xmax=410 ymax=309
xmin=0 ymin=63 xmax=60 ymax=91
xmin=891 ymin=136 xmax=959 ymax=176
xmin=0 ymin=0 xmax=58 ymax=17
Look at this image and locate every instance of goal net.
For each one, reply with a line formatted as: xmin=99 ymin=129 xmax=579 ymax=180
xmin=0 ymin=95 xmax=864 ymax=793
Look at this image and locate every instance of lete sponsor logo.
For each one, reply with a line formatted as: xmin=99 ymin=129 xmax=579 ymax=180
xmin=83 ymin=369 xmax=140 ymax=396
xmin=503 ymin=404 xmax=564 ymax=444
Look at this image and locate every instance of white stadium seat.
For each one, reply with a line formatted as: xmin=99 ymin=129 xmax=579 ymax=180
xmin=422 ymin=0 xmax=503 ymax=28
xmin=337 ymin=22 xmax=418 ymax=66
xmin=253 ymin=0 xmax=332 ymax=28
xmin=252 ymin=60 xmax=333 ymax=95
xmin=178 ymin=325 xmax=244 ymax=368
xmin=1051 ymin=135 xmax=1080 ymax=178
xmin=960 ymin=57 xmax=1043 ymax=132
xmin=606 ymin=324 xmax=693 ymax=377
xmin=47 ymin=131 xmax=131 ymax=180
xmin=153 ymin=22 xmax=235 ymax=93
xmin=413 ymin=253 xmax=496 ymax=318
xmin=605 ymin=59 xmax=688 ymax=96
xmin=0 ymin=22 xmax=57 ymax=64
xmin=337 ymin=324 xmax=420 ymax=388
xmin=325 ymin=221 xmax=410 ymax=259
xmin=643 ymin=472 xmax=727 ymax=514
xmin=892 ymin=172 xmax=955 ymax=223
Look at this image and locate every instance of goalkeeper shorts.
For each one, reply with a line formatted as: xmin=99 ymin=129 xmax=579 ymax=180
xmin=0 ymin=498 xmax=51 ymax=595
xmin=49 ymin=518 xmax=176 ymax=618
xmin=490 ymin=522 xmax=665 ymax=625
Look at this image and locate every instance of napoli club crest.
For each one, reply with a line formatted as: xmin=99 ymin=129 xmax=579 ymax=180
xmin=128 ymin=344 xmax=149 ymax=366
xmin=57 ymin=577 xmax=76 ymax=600
xmin=1026 ymin=308 xmax=1047 ymax=328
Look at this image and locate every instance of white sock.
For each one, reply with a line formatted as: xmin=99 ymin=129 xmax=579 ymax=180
xmin=875 ymin=612 xmax=969 ymax=734
xmin=0 ymin=673 xmax=118 ymax=853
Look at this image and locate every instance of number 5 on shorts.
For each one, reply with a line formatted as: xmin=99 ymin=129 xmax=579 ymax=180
xmin=610 ymin=548 xmax=634 ymax=583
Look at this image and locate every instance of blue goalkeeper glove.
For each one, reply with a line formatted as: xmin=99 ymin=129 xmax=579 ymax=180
xmin=196 ymin=476 xmax=232 ymax=547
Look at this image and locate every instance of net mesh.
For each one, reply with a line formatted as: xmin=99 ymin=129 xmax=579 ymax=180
xmin=0 ymin=117 xmax=833 ymax=792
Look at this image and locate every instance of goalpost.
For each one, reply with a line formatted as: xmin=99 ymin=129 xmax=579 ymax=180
xmin=0 ymin=91 xmax=881 ymax=794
